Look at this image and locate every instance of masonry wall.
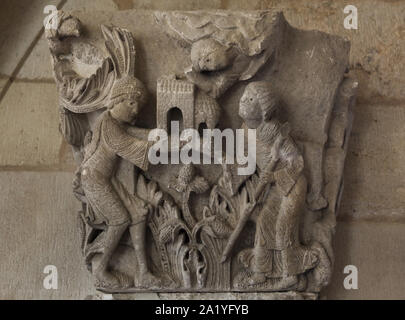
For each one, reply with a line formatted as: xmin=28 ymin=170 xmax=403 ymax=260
xmin=0 ymin=0 xmax=404 ymax=299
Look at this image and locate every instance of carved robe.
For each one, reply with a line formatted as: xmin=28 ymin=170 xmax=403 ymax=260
xmin=243 ymin=120 xmax=315 ymax=277
xmin=80 ymin=111 xmax=151 ymax=226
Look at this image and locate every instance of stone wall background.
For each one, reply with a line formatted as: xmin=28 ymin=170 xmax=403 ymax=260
xmin=0 ymin=0 xmax=404 ymax=299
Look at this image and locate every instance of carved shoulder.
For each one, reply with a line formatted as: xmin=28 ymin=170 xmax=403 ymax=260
xmin=102 ymin=114 xmax=150 ymax=170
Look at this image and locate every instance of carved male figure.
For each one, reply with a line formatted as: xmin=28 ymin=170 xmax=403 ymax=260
xmin=79 ymin=26 xmax=160 ymax=289
xmin=238 ymin=82 xmax=317 ymax=287
xmin=81 ymin=78 xmax=159 ymax=289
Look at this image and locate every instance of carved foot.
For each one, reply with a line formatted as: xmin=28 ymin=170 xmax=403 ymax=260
xmin=248 ymin=272 xmax=266 ymax=285
xmin=112 ymin=271 xmax=134 ymax=289
xmin=278 ymin=275 xmax=299 ymax=288
xmin=94 ymin=270 xmax=121 ymax=290
xmin=248 ymin=273 xmax=298 ymax=288
xmin=234 ymin=269 xmax=299 ymax=291
xmin=94 ymin=269 xmax=133 ymax=290
xmin=134 ymin=271 xmax=162 ymax=289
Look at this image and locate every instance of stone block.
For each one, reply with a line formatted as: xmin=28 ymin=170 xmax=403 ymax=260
xmin=63 ymin=0 xmax=119 ymax=12
xmin=256 ymin=0 xmax=405 ymax=103
xmin=323 ymin=221 xmax=405 ymax=300
xmin=107 ymin=291 xmax=317 ymax=300
xmin=0 ymin=0 xmax=62 ymax=77
xmin=113 ymin=0 xmax=224 ymax=11
xmin=16 ymin=37 xmax=54 ymax=80
xmin=0 ymin=171 xmax=94 ymax=299
xmin=0 ymin=77 xmax=9 ymax=94
xmin=339 ymin=103 xmax=405 ymax=222
xmin=0 ymin=82 xmax=63 ymax=167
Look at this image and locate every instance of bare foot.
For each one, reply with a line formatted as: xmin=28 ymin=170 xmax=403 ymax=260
xmin=94 ymin=270 xmax=121 ymax=289
xmin=112 ymin=271 xmax=133 ymax=289
xmin=248 ymin=272 xmax=266 ymax=285
xmin=279 ymin=275 xmax=298 ymax=288
xmin=135 ymin=271 xmax=162 ymax=288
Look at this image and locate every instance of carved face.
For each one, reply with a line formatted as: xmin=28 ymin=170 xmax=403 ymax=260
xmin=239 ymin=88 xmax=263 ymax=129
xmin=191 ymin=39 xmax=231 ymax=72
xmin=110 ymin=95 xmax=142 ymax=124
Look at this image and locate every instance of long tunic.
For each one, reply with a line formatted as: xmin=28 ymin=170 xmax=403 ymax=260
xmin=247 ymin=120 xmax=314 ymax=277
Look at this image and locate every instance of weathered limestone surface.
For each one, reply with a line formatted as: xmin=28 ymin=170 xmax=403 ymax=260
xmin=0 ymin=172 xmax=94 ymax=299
xmin=0 ymin=82 xmax=63 ymax=167
xmin=107 ymin=291 xmax=317 ymax=300
xmin=0 ymin=78 xmax=9 ymax=95
xmin=45 ymin=9 xmax=350 ymax=295
xmin=112 ymin=0 xmax=224 ymax=11
xmin=63 ymin=0 xmax=119 ymax=12
xmin=0 ymin=0 xmax=404 ymax=300
xmin=324 ymin=221 xmax=405 ymax=300
xmin=16 ymin=0 xmax=405 ymax=104
xmin=242 ymin=0 xmax=405 ymax=103
xmin=16 ymin=37 xmax=55 ymax=81
xmin=0 ymin=0 xmax=62 ymax=77
xmin=340 ymin=104 xmax=405 ymax=222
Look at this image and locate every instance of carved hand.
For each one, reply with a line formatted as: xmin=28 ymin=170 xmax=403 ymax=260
xmin=185 ymin=67 xmax=212 ymax=91
xmin=261 ymin=170 xmax=275 ymax=185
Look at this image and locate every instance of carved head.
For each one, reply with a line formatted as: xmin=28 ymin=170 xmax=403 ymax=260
xmin=191 ymin=39 xmax=232 ymax=72
xmin=45 ymin=11 xmax=81 ymax=40
xmin=109 ymin=76 xmax=147 ymax=124
xmin=102 ymin=25 xmax=148 ymax=124
xmin=239 ymin=82 xmax=278 ymax=128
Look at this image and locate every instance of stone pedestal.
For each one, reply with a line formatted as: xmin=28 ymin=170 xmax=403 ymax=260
xmin=91 ymin=291 xmax=318 ymax=300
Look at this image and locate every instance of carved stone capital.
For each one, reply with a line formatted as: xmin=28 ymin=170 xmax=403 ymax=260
xmin=47 ymin=9 xmax=356 ymax=296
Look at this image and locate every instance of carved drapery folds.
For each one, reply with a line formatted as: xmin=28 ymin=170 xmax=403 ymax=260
xmin=47 ymin=10 xmax=357 ymax=295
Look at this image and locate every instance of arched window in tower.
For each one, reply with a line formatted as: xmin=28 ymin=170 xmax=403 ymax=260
xmin=167 ymin=107 xmax=184 ymax=135
xmin=198 ymin=122 xmax=208 ymax=137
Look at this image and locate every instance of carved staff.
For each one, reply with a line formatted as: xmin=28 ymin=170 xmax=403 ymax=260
xmin=220 ymin=133 xmax=286 ymax=263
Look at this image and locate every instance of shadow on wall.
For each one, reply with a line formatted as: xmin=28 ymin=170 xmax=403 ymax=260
xmin=0 ymin=1 xmax=52 ymax=71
